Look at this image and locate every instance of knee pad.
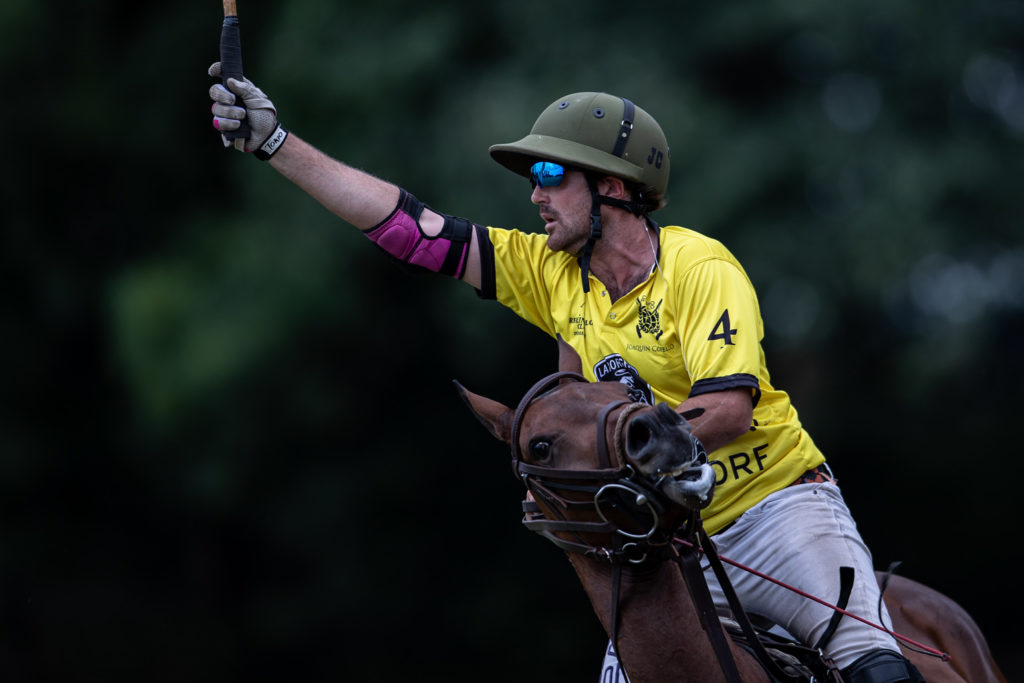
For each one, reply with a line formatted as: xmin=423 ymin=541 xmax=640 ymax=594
xmin=840 ymin=649 xmax=925 ymax=683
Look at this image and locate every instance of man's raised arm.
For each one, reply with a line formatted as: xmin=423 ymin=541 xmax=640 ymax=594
xmin=208 ymin=62 xmax=483 ymax=288
xmin=267 ymin=134 xmax=399 ymax=230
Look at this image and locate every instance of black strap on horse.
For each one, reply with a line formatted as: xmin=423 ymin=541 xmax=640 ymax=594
xmin=692 ymin=522 xmax=807 ymax=683
xmin=674 ymin=524 xmax=745 ymax=683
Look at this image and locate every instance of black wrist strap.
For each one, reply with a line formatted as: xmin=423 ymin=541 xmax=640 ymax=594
xmin=254 ymin=124 xmax=288 ymax=161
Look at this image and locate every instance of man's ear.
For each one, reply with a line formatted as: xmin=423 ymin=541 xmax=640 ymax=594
xmin=598 ymin=175 xmax=628 ymax=200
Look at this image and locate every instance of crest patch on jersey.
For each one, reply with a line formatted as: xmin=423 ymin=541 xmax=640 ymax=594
xmin=593 ymin=354 xmax=654 ymax=405
xmin=569 ymin=302 xmax=593 ymax=337
xmin=636 ymin=295 xmax=664 ymax=340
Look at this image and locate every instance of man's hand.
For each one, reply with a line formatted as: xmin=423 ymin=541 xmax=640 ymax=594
xmin=208 ymin=62 xmax=287 ymax=159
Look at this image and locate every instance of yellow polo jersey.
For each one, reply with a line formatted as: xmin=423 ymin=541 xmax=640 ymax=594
xmin=480 ymin=224 xmax=825 ymax=534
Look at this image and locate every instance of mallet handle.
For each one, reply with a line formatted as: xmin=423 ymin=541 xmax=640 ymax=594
xmin=220 ymin=0 xmax=250 ymax=140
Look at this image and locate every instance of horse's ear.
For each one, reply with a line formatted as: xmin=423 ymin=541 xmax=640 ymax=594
xmin=453 ymin=380 xmax=513 ymax=444
xmin=556 ymin=333 xmax=583 ymax=376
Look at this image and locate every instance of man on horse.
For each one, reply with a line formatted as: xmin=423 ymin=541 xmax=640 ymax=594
xmin=209 ymin=68 xmax=924 ymax=683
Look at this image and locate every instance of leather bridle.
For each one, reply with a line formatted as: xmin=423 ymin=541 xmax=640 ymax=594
xmin=509 ymin=371 xmax=686 ymax=564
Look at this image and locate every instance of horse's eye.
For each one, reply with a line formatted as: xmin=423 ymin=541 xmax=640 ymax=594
xmin=529 ymin=439 xmax=552 ymax=462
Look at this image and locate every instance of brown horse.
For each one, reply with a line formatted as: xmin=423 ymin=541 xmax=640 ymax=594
xmin=457 ymin=365 xmax=1005 ymax=682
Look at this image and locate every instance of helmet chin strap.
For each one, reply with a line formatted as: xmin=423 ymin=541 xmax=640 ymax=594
xmin=578 ymin=175 xmax=649 ymax=293
xmin=578 ymin=177 xmax=604 ymax=294
xmin=577 ymin=96 xmax=643 ymax=294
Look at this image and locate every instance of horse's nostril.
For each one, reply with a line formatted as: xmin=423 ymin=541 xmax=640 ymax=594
xmin=627 ymin=420 xmax=652 ymax=454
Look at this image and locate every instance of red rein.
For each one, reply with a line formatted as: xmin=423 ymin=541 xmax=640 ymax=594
xmin=673 ymin=537 xmax=951 ymax=662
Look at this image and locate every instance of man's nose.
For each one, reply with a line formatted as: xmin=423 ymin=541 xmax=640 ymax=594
xmin=530 ymin=184 xmax=545 ymax=205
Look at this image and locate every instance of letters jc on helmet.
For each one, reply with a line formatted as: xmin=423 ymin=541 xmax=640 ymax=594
xmin=489 ymin=92 xmax=670 ymax=210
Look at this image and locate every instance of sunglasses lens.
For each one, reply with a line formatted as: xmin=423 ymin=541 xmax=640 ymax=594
xmin=529 ymin=161 xmax=565 ymax=188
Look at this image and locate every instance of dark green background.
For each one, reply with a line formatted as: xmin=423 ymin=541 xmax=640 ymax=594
xmin=3 ymin=0 xmax=1021 ymax=679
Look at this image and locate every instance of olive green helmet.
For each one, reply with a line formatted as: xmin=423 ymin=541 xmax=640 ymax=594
xmin=489 ymin=92 xmax=670 ymax=209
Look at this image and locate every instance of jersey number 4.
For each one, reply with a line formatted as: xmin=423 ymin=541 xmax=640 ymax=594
xmin=708 ymin=309 xmax=737 ymax=346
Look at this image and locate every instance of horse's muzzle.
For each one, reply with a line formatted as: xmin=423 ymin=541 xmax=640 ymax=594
xmin=625 ymin=403 xmax=716 ymax=510
xmin=625 ymin=403 xmax=695 ymax=467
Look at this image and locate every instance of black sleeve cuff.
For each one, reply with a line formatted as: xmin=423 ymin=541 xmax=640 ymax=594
xmin=690 ymin=373 xmax=761 ymax=407
xmin=474 ymin=224 xmax=496 ymax=300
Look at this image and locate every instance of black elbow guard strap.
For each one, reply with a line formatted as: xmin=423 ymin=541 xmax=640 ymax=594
xmin=364 ymin=190 xmax=476 ymax=279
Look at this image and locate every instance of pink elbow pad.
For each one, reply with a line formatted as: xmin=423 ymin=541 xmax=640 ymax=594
xmin=365 ymin=190 xmax=475 ymax=278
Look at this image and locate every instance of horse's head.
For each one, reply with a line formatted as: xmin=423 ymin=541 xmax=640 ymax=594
xmin=457 ymin=375 xmax=715 ymax=509
xmin=456 ymin=364 xmax=716 ymax=560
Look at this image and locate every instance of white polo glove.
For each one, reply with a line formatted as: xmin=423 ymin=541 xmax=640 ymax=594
xmin=208 ymin=62 xmax=288 ymax=160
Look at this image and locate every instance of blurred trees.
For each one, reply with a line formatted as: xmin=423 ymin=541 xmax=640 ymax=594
xmin=2 ymin=0 xmax=1021 ymax=680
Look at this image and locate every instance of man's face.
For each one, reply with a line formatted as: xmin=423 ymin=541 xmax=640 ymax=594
xmin=531 ymin=168 xmax=592 ymax=256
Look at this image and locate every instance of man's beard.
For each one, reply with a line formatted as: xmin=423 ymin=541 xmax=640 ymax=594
xmin=542 ymin=208 xmax=589 ymax=256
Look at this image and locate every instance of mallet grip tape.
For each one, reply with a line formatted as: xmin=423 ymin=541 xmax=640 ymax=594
xmin=219 ymin=11 xmax=250 ymax=140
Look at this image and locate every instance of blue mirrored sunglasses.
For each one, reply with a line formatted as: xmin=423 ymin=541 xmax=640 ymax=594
xmin=529 ymin=161 xmax=567 ymax=188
